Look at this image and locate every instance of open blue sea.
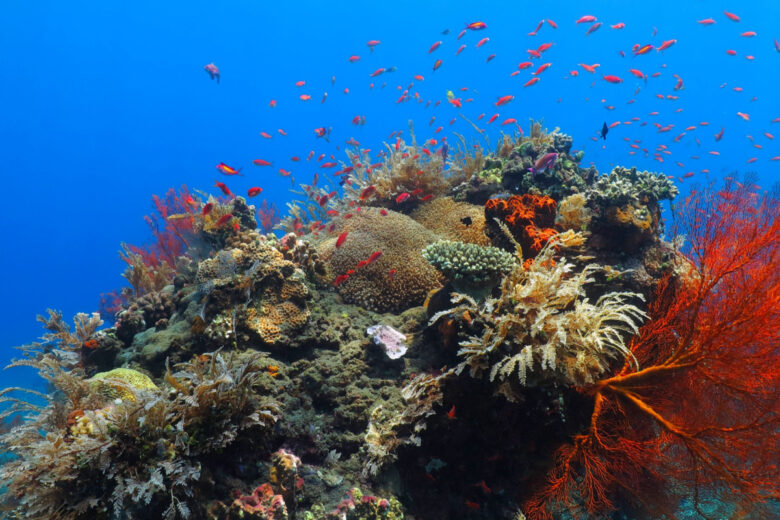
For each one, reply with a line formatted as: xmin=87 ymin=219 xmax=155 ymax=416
xmin=0 ymin=1 xmax=778 ymax=517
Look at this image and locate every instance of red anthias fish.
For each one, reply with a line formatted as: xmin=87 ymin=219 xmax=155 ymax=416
xmin=204 ymin=62 xmax=220 ymax=83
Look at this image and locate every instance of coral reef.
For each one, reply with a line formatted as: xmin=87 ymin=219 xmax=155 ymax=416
xmin=484 ymin=194 xmax=558 ymax=257
xmin=422 ymin=240 xmax=516 ymax=296
xmin=588 ymin=166 xmax=679 ymax=207
xmin=0 ymin=345 xmax=280 ymax=519
xmin=316 ymin=208 xmax=442 ymax=312
xmin=409 ymin=197 xmax=490 ymax=246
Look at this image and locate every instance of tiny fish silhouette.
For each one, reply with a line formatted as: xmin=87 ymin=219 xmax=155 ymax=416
xmin=601 ymin=122 xmax=609 ymax=140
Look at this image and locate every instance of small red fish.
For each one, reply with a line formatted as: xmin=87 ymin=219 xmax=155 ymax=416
xmin=348 ymin=55 xmax=360 ymax=63
xmin=202 ymin=202 xmax=214 ymax=215
xmin=724 ymin=11 xmax=740 ymax=22
xmin=476 ymin=37 xmax=489 ymax=48
xmin=546 ymin=19 xmax=558 ymax=29
xmin=466 ymin=21 xmax=487 ymax=30
xmin=335 ymin=232 xmax=348 ymax=248
xmin=495 ymin=95 xmax=514 ymax=106
xmin=433 ymin=59 xmax=443 ymax=71
xmin=518 ymin=61 xmax=533 ymax=70
xmin=523 ymin=77 xmax=540 ymax=87
xmin=740 ymin=31 xmax=757 ymax=37
xmin=269 ymin=99 xmax=277 ymax=108
xmin=586 ymin=22 xmax=602 ymax=35
xmin=367 ymin=251 xmax=383 ymax=263
xmin=428 ymin=41 xmax=442 ymax=53
xmin=379 ymin=209 xmax=388 ymax=216
xmin=447 ymin=405 xmax=456 ymax=419
xmin=252 ymin=159 xmax=271 ymax=167
xmin=502 ymin=118 xmax=518 ymax=125
xmin=387 ymin=268 xmax=396 ymax=280
xmin=603 ymin=74 xmax=623 ymax=83
xmin=203 ymin=62 xmax=220 ymax=83
xmin=360 ymin=185 xmax=377 ymax=200
xmin=576 ymin=15 xmax=597 ymax=24
xmin=698 ymin=18 xmax=716 ymax=25
xmin=396 ymin=192 xmax=410 ymax=203
xmin=487 ymin=113 xmax=499 ymax=124
xmin=611 ymin=22 xmax=625 ymax=29
xmin=657 ymin=39 xmax=677 ymax=52
xmin=215 ymin=213 xmax=234 ymax=227
xmin=366 ymin=39 xmax=381 ymax=50
xmin=214 ymin=181 xmax=233 ymax=197
xmin=580 ymin=63 xmax=600 ymax=73
xmin=247 ymin=187 xmax=262 ymax=197
xmin=465 ymin=500 xmax=479 ymax=510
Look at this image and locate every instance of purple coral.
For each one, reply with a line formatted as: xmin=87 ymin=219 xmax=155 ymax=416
xmin=366 ymin=325 xmax=407 ymax=359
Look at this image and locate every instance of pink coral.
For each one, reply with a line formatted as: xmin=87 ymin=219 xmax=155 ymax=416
xmin=233 ymin=483 xmax=287 ymax=518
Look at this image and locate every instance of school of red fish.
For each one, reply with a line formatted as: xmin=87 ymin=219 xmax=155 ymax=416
xmin=204 ymin=11 xmax=777 ymax=275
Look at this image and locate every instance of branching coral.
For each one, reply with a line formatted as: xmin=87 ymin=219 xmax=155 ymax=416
xmin=422 ymin=240 xmax=516 ymax=296
xmin=0 ymin=339 xmax=281 ymax=519
xmin=432 ymin=231 xmax=646 ymax=391
xmin=524 ymin=179 xmax=780 ymax=519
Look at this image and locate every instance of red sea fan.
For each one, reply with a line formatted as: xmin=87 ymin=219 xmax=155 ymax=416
xmin=124 ymin=185 xmax=197 ymax=269
xmin=525 ymin=178 xmax=780 ymax=519
xmin=257 ymin=199 xmax=281 ymax=234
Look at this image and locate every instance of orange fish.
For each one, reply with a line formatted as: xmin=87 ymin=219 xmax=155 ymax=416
xmin=248 ymin=187 xmax=262 ymax=197
xmin=466 ymin=21 xmax=487 ymax=30
xmin=216 ymin=162 xmax=242 ymax=176
xmin=299 ymin=94 xmax=311 ymax=101
xmin=433 ymin=59 xmax=443 ymax=71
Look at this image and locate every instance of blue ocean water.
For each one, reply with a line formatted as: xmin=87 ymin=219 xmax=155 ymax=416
xmin=0 ymin=0 xmax=777 ymax=390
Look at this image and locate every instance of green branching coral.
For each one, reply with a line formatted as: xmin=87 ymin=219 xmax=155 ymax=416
xmin=589 ymin=166 xmax=679 ymax=207
xmin=422 ymin=240 xmax=516 ymax=296
xmin=432 ymin=231 xmax=647 ymax=391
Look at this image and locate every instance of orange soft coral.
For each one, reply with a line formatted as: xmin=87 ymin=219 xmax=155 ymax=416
xmin=524 ymin=179 xmax=780 ymax=519
xmin=485 ymin=194 xmax=557 ymax=257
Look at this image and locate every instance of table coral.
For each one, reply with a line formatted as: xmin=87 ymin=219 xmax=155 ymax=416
xmin=485 ymin=194 xmax=558 ymax=258
xmin=316 ymin=208 xmax=442 ymax=312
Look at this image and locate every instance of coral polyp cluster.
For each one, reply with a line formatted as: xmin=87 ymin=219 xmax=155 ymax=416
xmin=2 ymin=124 xmax=777 ymax=520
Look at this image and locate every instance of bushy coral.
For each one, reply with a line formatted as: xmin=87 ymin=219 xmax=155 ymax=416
xmin=305 ymin=487 xmax=404 ymax=520
xmin=433 ymin=231 xmax=646 ymax=390
xmin=115 ymin=288 xmax=176 ymax=344
xmin=485 ymin=194 xmax=558 ymax=258
xmin=316 ymin=208 xmax=442 ymax=312
xmin=554 ymin=193 xmax=592 ymax=231
xmin=0 ymin=341 xmax=280 ymax=519
xmin=422 ymin=240 xmax=516 ymax=296
xmin=410 ymin=197 xmax=490 ymax=246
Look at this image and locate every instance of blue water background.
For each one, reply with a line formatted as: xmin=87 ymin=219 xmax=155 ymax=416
xmin=0 ymin=0 xmax=777 ymax=393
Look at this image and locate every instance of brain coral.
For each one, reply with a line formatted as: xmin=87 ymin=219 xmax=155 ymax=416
xmin=410 ymin=197 xmax=490 ymax=246
xmin=317 ymin=208 xmax=442 ymax=312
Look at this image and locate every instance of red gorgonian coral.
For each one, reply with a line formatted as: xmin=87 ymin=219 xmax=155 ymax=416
xmin=524 ymin=179 xmax=780 ymax=519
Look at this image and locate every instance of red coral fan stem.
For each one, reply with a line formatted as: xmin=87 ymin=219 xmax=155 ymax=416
xmin=525 ymin=179 xmax=780 ymax=519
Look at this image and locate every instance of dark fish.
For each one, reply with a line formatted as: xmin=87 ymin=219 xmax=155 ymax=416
xmin=442 ymin=29 xmax=450 ymax=35
xmin=386 ymin=66 xmax=398 ymax=73
xmin=601 ymin=122 xmax=609 ymax=140
xmin=460 ymin=216 xmax=472 ymax=226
